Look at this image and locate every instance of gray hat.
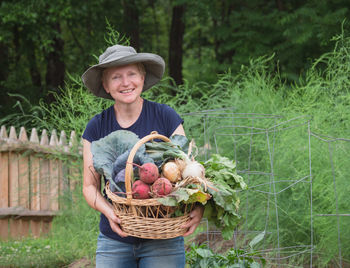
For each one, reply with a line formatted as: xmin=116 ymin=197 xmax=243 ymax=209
xmin=81 ymin=44 xmax=165 ymax=99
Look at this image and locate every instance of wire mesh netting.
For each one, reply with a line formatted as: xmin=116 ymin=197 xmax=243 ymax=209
xmin=182 ymin=109 xmax=350 ymax=267
xmin=309 ymin=133 xmax=350 ymax=268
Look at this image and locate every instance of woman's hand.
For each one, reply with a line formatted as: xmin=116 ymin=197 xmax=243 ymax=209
xmin=181 ymin=205 xmax=204 ymax=237
xmin=105 ymin=206 xmax=128 ymax=238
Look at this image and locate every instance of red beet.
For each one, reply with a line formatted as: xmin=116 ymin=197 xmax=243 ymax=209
xmin=132 ymin=180 xmax=150 ymax=199
xmin=138 ymin=162 xmax=159 ymax=184
xmin=151 ymin=177 xmax=173 ymax=197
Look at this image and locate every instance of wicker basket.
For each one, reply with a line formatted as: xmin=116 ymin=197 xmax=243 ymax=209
xmin=105 ymin=133 xmax=194 ymax=239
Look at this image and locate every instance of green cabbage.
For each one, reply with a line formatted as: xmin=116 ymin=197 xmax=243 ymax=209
xmin=91 ymin=130 xmax=145 ymax=190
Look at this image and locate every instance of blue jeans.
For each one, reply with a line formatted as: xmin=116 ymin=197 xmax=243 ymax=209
xmin=95 ymin=232 xmax=186 ymax=268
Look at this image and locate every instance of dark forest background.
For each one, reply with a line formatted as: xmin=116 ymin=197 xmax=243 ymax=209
xmin=1 ymin=0 xmax=350 ymax=118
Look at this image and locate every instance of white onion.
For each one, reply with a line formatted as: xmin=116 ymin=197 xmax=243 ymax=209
xmin=181 ymin=161 xmax=205 ymax=179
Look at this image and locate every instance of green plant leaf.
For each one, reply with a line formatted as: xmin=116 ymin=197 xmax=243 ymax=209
xmin=249 ymin=231 xmax=266 ymax=249
xmin=195 ymin=248 xmax=214 ymax=258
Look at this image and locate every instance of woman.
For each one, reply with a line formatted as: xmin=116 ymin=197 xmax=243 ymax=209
xmin=81 ymin=44 xmax=204 ymax=267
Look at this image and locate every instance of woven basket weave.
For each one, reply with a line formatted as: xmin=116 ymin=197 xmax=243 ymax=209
xmin=105 ymin=133 xmax=194 ymax=239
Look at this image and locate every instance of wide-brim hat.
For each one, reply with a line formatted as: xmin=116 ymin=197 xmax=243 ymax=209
xmin=81 ymin=44 xmax=165 ymax=99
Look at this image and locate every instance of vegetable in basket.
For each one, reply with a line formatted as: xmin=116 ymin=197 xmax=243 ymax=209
xmin=131 ymin=162 xmax=159 ymax=184
xmin=132 ymin=180 xmax=151 ymax=199
xmin=202 ymin=154 xmax=248 ymax=240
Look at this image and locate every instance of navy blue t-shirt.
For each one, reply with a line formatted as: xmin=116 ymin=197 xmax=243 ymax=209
xmin=82 ymin=99 xmax=183 ymax=244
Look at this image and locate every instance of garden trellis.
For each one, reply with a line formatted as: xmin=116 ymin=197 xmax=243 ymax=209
xmin=182 ymin=109 xmax=349 ymax=267
xmin=0 ymin=126 xmax=82 ymax=239
xmin=309 ymin=132 xmax=350 ymax=268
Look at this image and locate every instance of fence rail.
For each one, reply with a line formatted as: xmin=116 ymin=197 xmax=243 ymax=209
xmin=0 ymin=126 xmax=82 ymax=240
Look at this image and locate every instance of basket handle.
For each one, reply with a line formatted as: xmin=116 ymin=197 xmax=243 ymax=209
xmin=125 ymin=132 xmax=170 ymax=200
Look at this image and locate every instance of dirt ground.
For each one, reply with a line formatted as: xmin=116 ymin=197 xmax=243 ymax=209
xmin=67 ymin=257 xmax=94 ymax=268
xmin=185 ymin=231 xmax=236 ymax=254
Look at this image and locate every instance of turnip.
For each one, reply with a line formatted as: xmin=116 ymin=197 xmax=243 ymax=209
xmin=132 ymin=180 xmax=151 ymax=199
xmin=181 ymin=161 xmax=205 ymax=179
xmin=131 ymin=162 xmax=159 ymax=184
xmin=151 ymin=177 xmax=173 ymax=197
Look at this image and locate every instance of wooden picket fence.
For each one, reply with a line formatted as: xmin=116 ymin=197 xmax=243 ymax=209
xmin=0 ymin=125 xmax=82 ymax=240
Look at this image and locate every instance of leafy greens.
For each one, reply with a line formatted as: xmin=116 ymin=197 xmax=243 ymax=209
xmin=202 ymin=154 xmax=248 ymax=240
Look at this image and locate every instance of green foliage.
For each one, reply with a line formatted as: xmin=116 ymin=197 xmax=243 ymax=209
xmin=204 ymin=154 xmax=247 ymax=191
xmin=39 ymin=75 xmax=112 ymax=135
xmin=202 ymin=154 xmax=247 ymax=240
xmin=0 ymin=73 xmax=113 ymax=135
xmin=0 ymin=93 xmax=46 ymax=129
xmin=0 ymin=22 xmax=129 ymax=133
xmin=0 ymin=0 xmax=126 ymax=117
xmin=286 ymin=30 xmax=350 ymax=135
xmin=0 ymin=185 xmax=99 ymax=267
xmin=186 ymin=242 xmax=264 ymax=268
xmin=182 ymin=0 xmax=350 ymax=84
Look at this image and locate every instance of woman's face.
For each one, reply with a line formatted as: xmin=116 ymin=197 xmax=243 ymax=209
xmin=102 ymin=64 xmax=145 ymax=104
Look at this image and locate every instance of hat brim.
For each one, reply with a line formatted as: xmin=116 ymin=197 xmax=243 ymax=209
xmin=82 ymin=53 xmax=165 ymax=100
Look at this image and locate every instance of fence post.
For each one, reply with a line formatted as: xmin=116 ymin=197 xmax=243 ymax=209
xmin=0 ymin=126 xmax=9 ymax=239
xmin=49 ymin=130 xmax=59 ymax=211
xmin=18 ymin=127 xmax=30 ymax=237
xmin=58 ymin=130 xmax=70 ymax=209
xmin=8 ymin=127 xmax=21 ymax=238
xmin=68 ymin=131 xmax=81 ymax=199
xmin=29 ymin=128 xmax=41 ymax=237
xmin=39 ymin=130 xmax=50 ymax=211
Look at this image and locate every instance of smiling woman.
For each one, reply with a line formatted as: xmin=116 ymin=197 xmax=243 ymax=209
xmin=80 ymin=44 xmax=204 ymax=268
xmin=102 ymin=64 xmax=145 ymax=107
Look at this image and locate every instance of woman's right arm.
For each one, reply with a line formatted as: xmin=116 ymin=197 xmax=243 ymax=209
xmin=82 ymin=139 xmax=128 ymax=237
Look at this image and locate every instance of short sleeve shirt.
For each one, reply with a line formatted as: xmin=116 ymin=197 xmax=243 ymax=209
xmin=82 ymin=99 xmax=183 ymax=243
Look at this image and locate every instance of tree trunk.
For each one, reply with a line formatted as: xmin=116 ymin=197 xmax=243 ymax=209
xmin=276 ymin=0 xmax=284 ymax=11
xmin=0 ymin=42 xmax=9 ymax=83
xmin=169 ymin=4 xmax=185 ymax=88
xmin=45 ymin=22 xmax=65 ymax=104
xmin=13 ymin=26 xmax=21 ymax=66
xmin=123 ymin=0 xmax=140 ymax=51
xmin=0 ymin=41 xmax=10 ymax=117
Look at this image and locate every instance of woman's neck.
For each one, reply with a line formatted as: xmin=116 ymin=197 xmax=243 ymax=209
xmin=113 ymin=97 xmax=144 ymax=128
